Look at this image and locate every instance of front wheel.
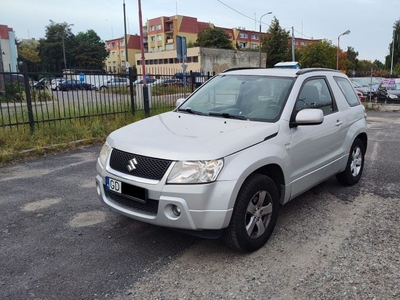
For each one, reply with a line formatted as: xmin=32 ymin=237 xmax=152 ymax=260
xmin=336 ymin=138 xmax=365 ymax=186
xmin=223 ymin=174 xmax=279 ymax=252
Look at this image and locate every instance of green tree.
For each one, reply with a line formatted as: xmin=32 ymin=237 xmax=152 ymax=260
xmin=297 ymin=39 xmax=336 ymax=69
xmin=385 ymin=19 xmax=400 ymax=73
xmin=345 ymin=47 xmax=359 ymax=74
xmin=38 ymin=22 xmax=75 ymax=71
xmin=74 ymin=30 xmax=108 ymax=69
xmin=263 ymin=17 xmax=291 ymax=67
xmin=17 ymin=39 xmax=41 ymax=71
xmin=195 ymin=27 xmax=233 ymax=49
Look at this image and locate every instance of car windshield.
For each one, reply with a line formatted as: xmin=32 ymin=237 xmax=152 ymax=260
xmin=177 ymin=74 xmax=294 ymax=122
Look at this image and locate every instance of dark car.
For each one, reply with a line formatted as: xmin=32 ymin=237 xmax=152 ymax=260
xmin=162 ymin=78 xmax=185 ymax=87
xmin=376 ymin=78 xmax=400 ymax=103
xmin=173 ymin=72 xmax=204 ymax=88
xmin=59 ymin=80 xmax=93 ymax=91
xmin=3 ymin=73 xmax=25 ymax=84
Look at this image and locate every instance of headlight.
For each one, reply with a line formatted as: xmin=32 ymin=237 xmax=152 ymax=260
xmin=388 ymin=93 xmax=398 ymax=99
xmin=99 ymin=142 xmax=111 ymax=167
xmin=167 ymin=159 xmax=224 ymax=184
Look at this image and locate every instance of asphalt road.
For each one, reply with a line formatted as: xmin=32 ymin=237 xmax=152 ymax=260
xmin=1 ymin=111 xmax=399 ymax=299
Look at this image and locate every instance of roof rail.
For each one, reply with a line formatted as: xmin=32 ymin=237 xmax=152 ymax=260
xmin=296 ymin=68 xmax=341 ymax=75
xmin=222 ymin=67 xmax=264 ymax=73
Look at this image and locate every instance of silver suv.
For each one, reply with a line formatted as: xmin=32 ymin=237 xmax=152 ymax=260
xmin=96 ymin=68 xmax=368 ymax=252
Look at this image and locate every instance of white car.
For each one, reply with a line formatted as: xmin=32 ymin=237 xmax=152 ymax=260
xmin=51 ymin=78 xmax=65 ymax=91
xmin=96 ymin=68 xmax=368 ymax=252
xmin=96 ymin=77 xmax=129 ymax=90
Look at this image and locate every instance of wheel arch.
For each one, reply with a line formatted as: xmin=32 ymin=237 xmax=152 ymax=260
xmin=252 ymin=164 xmax=286 ymax=205
xmin=356 ymin=132 xmax=368 ymax=153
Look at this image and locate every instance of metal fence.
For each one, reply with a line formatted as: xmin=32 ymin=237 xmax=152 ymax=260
xmin=0 ymin=63 xmax=214 ymax=133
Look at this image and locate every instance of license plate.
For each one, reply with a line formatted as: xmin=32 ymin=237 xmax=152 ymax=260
xmin=106 ymin=177 xmax=122 ymax=193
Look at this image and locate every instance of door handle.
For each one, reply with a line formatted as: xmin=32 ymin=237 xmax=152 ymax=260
xmin=335 ymin=120 xmax=343 ymax=126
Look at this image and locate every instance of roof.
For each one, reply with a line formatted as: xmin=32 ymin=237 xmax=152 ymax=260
xmin=222 ymin=67 xmax=343 ymax=77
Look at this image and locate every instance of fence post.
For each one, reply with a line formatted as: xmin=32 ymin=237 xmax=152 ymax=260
xmin=143 ymin=85 xmax=150 ymax=117
xmin=22 ymin=62 xmax=35 ymax=133
xmin=128 ymin=67 xmax=135 ymax=115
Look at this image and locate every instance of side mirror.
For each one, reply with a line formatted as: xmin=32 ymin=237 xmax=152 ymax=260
xmin=294 ymin=109 xmax=324 ymax=126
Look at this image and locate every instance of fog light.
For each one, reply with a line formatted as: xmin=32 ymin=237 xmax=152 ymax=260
xmin=172 ymin=205 xmax=181 ymax=217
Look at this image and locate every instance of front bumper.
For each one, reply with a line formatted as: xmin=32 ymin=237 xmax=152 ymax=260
xmin=95 ymin=161 xmax=235 ymax=231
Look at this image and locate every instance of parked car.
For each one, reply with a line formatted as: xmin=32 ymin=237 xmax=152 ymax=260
xmin=32 ymin=77 xmax=52 ymax=90
xmin=3 ymin=73 xmax=24 ymax=84
xmin=173 ymin=72 xmax=203 ymax=88
xmin=376 ymin=78 xmax=400 ymax=103
xmin=161 ymin=78 xmax=186 ymax=87
xmin=96 ymin=77 xmax=129 ymax=90
xmin=133 ymin=78 xmax=158 ymax=85
xmin=350 ymin=77 xmax=376 ymax=100
xmin=96 ymin=68 xmax=368 ymax=252
xmin=51 ymin=78 xmax=65 ymax=91
xmin=58 ymin=80 xmax=94 ymax=91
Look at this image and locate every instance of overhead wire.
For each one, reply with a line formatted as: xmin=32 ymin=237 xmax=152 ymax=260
xmin=215 ymin=0 xmax=314 ymax=39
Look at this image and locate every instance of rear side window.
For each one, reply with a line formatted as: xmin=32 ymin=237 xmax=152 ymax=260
xmin=334 ymin=77 xmax=360 ymax=106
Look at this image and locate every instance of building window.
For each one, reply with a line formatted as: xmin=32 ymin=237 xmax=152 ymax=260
xmin=251 ymin=34 xmax=259 ymax=40
xmin=301 ymin=41 xmax=306 ymax=46
xmin=294 ymin=40 xmax=298 ymax=45
xmin=111 ymin=42 xmax=115 ymax=47
xmin=156 ymin=24 xmax=162 ymax=30
xmin=111 ymin=52 xmax=116 ymax=57
xmin=150 ymin=47 xmax=155 ymax=52
xmin=157 ymin=35 xmax=162 ymax=41
xmin=239 ymin=42 xmax=247 ymax=48
xmin=239 ymin=32 xmax=248 ymax=39
xmin=121 ymin=50 xmax=125 ymax=57
xmin=120 ymin=40 xmax=124 ymax=46
xmin=193 ymin=56 xmax=199 ymax=63
xmin=158 ymin=46 xmax=163 ymax=51
xmin=150 ymin=36 xmax=155 ymax=42
xmin=250 ymin=44 xmax=258 ymax=49
xmin=150 ymin=25 xmax=155 ymax=31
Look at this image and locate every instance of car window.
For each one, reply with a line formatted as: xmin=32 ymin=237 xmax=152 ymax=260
xmin=178 ymin=74 xmax=294 ymax=122
xmin=295 ymin=78 xmax=335 ymax=115
xmin=334 ymin=76 xmax=360 ymax=107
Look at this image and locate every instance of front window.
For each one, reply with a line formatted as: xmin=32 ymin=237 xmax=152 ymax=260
xmin=296 ymin=78 xmax=336 ymax=114
xmin=177 ymin=75 xmax=294 ymax=122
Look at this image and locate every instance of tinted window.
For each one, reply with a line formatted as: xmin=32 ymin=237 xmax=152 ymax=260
xmin=334 ymin=77 xmax=360 ymax=106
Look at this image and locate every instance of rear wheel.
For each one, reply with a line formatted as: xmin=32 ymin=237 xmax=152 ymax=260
xmin=336 ymin=138 xmax=365 ymax=185
xmin=223 ymin=174 xmax=279 ymax=252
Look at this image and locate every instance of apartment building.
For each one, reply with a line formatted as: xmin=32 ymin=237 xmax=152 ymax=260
xmin=104 ymin=34 xmax=142 ymax=73
xmin=0 ymin=24 xmax=18 ymax=72
xmin=105 ymin=14 xmax=319 ymax=74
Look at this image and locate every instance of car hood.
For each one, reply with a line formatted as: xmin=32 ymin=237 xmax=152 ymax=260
xmin=107 ymin=111 xmax=279 ymax=160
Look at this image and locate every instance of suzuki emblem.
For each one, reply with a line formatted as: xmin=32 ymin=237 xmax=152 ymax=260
xmin=127 ymin=158 xmax=138 ymax=172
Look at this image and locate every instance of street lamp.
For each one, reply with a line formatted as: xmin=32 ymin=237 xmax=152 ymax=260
xmin=259 ymin=12 xmax=272 ymax=67
xmin=337 ymin=29 xmax=350 ymax=70
xmin=49 ymin=19 xmax=74 ymax=71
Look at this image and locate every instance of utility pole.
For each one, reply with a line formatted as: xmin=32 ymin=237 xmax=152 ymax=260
xmin=123 ymin=0 xmax=129 ymax=68
xmin=0 ymin=38 xmax=5 ymax=95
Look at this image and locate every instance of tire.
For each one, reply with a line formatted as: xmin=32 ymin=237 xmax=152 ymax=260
xmin=223 ymin=174 xmax=279 ymax=252
xmin=336 ymin=138 xmax=365 ymax=186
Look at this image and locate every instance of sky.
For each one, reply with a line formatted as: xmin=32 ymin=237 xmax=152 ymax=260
xmin=1 ymin=0 xmax=399 ymax=63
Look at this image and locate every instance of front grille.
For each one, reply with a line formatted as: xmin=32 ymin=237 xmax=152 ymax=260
xmin=106 ymin=188 xmax=159 ymax=215
xmin=109 ymin=148 xmax=172 ymax=180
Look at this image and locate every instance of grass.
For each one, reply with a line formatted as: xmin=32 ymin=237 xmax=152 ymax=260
xmin=0 ymin=100 xmax=174 ymax=166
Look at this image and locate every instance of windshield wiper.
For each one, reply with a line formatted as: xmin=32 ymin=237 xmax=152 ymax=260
xmin=208 ymin=112 xmax=248 ymax=120
xmin=177 ymin=107 xmax=206 ymax=115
